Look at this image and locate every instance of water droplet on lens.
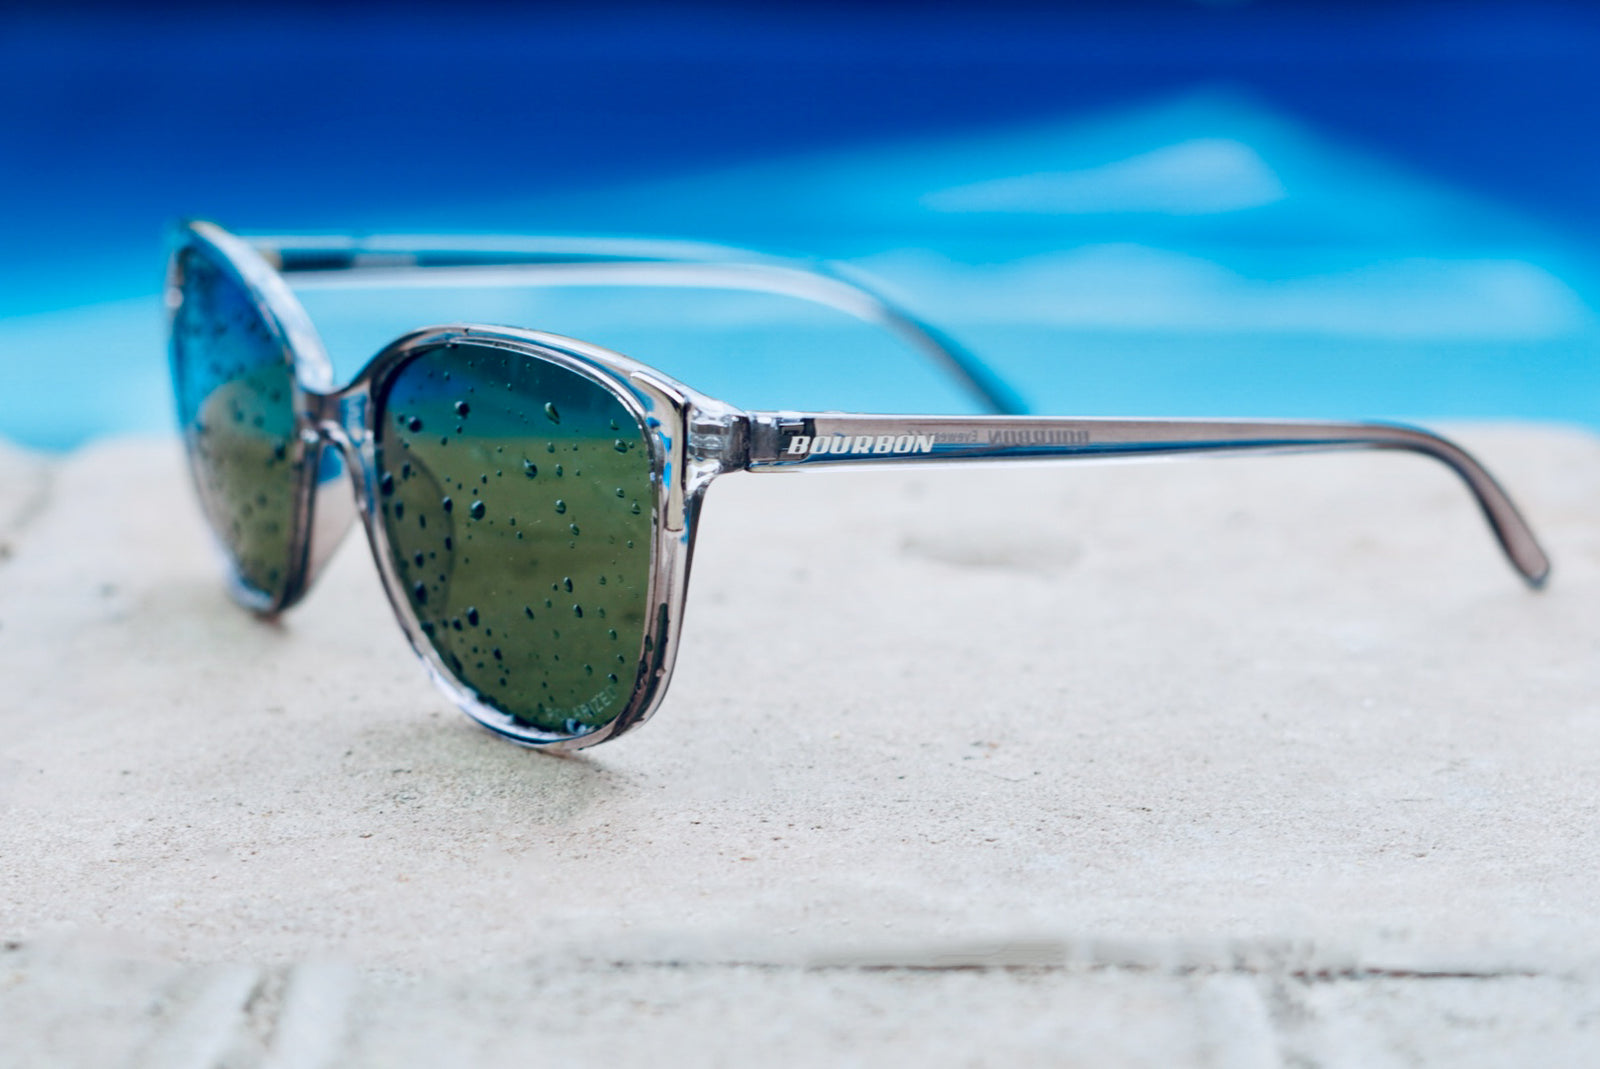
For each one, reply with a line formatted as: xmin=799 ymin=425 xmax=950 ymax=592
xmin=630 ymin=501 xmax=641 ymax=515
xmin=408 ymin=417 xmax=423 ymax=432
xmin=466 ymin=606 xmax=480 ymax=626
xmin=413 ymin=552 xmax=424 ymax=567
xmin=554 ymin=499 xmax=566 ymax=514
xmin=555 ymin=464 xmax=564 ymax=478
xmin=607 ymin=628 xmax=617 ymax=640
xmin=470 ymin=500 xmax=486 ymax=520
xmin=393 ymin=502 xmax=405 ymax=520
xmin=544 ymin=402 xmax=560 ymax=424
xmin=442 ymin=496 xmax=453 ymax=512
xmin=613 ymin=439 xmax=628 ymax=453
xmin=569 ymin=523 xmax=580 ymax=535
xmin=412 ymin=581 xmax=427 ymax=604
xmin=455 ymin=401 xmax=470 ymax=416
xmin=523 ymin=460 xmax=538 ymax=478
xmin=380 ymin=472 xmax=394 ymax=496
xmin=572 ymin=604 xmax=583 ymax=618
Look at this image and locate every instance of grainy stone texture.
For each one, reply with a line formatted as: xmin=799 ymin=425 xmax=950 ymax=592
xmin=1 ymin=425 xmax=1597 ymax=1066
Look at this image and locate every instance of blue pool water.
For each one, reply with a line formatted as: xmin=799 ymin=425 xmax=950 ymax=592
xmin=2 ymin=3 xmax=1597 ymax=449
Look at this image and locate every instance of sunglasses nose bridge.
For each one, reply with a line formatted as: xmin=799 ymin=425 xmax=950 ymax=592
xmin=303 ymin=385 xmax=373 ymax=447
xmin=292 ymin=386 xmax=371 ymax=601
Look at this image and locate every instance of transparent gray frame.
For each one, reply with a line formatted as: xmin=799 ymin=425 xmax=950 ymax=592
xmin=168 ymin=220 xmax=1551 ymax=752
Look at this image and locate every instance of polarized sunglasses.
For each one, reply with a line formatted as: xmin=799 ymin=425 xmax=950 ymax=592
xmin=167 ymin=220 xmax=1550 ymax=751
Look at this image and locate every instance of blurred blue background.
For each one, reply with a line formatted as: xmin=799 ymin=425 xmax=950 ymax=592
xmin=2 ymin=0 xmax=1597 ymax=449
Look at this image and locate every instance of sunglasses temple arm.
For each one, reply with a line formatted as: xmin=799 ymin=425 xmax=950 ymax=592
xmin=252 ymin=236 xmax=1027 ymax=416
xmin=739 ymin=412 xmax=1551 ymax=588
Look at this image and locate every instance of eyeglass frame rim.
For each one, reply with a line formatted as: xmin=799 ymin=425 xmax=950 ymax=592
xmin=169 ymin=219 xmax=728 ymax=750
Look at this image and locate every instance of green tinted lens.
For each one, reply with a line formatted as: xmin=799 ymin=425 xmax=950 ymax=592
xmin=171 ymin=247 xmax=301 ymax=604
xmin=375 ymin=342 xmax=655 ymax=735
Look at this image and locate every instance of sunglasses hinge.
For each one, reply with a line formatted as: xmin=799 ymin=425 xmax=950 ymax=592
xmin=685 ymin=408 xmax=750 ymax=471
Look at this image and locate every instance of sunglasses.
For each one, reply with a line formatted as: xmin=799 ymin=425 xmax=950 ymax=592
xmin=167 ymin=220 xmax=1550 ymax=751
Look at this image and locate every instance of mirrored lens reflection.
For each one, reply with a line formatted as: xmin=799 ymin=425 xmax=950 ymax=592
xmin=375 ymin=342 xmax=655 ymax=735
xmin=170 ymin=248 xmax=300 ymax=604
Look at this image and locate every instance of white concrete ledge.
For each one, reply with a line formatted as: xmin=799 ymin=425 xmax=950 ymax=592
xmin=1 ymin=424 xmax=1597 ymax=1064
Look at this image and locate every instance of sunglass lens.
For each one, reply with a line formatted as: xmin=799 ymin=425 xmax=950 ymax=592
xmin=169 ymin=246 xmax=302 ymax=607
xmin=374 ymin=342 xmax=655 ymax=736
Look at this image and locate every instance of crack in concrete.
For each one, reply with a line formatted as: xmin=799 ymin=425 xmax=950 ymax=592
xmin=0 ymin=940 xmax=1548 ymax=984
xmin=608 ymin=960 xmax=1553 ymax=982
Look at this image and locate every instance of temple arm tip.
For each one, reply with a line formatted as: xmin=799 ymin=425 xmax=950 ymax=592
xmin=1369 ymin=421 xmax=1550 ymax=593
xmin=1518 ymin=552 xmax=1552 ymax=591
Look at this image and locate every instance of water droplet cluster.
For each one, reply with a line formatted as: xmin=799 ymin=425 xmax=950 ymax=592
xmin=376 ymin=343 xmax=655 ymax=733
